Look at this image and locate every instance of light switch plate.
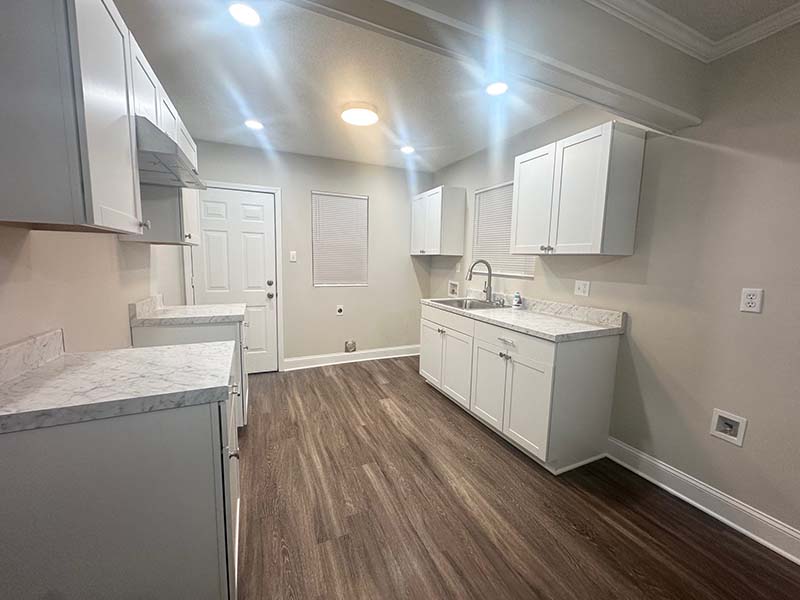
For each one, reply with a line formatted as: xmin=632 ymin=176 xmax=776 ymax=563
xmin=739 ymin=288 xmax=763 ymax=313
xmin=574 ymin=280 xmax=591 ymax=297
xmin=289 ymin=251 xmax=297 ymax=263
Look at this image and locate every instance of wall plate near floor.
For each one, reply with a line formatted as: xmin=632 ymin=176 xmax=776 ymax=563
xmin=710 ymin=408 xmax=747 ymax=446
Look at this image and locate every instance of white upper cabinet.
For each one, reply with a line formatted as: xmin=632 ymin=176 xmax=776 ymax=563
xmin=0 ymin=0 xmax=142 ymax=234
xmin=510 ymin=121 xmax=645 ymax=256
xmin=130 ymin=34 xmax=159 ymax=125
xmin=177 ymin=119 xmax=199 ymax=169
xmin=410 ymin=186 xmax=466 ymax=256
xmin=158 ymin=88 xmax=179 ymax=142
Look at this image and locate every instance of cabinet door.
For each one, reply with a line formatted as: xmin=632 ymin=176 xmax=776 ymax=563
xmin=130 ymin=34 xmax=159 ymax=125
xmin=470 ymin=339 xmax=507 ymax=432
xmin=177 ymin=119 xmax=198 ymax=168
xmin=158 ymin=88 xmax=179 ymax=141
xmin=510 ymin=143 xmax=556 ymax=254
xmin=181 ymin=188 xmax=200 ymax=244
xmin=441 ymin=328 xmax=473 ymax=408
xmin=410 ymin=194 xmax=427 ymax=254
xmin=424 ymin=188 xmax=442 ymax=254
xmin=74 ymin=0 xmax=142 ymax=233
xmin=419 ymin=319 xmax=443 ymax=386
xmin=550 ymin=123 xmax=611 ymax=254
xmin=503 ymin=353 xmax=553 ymax=460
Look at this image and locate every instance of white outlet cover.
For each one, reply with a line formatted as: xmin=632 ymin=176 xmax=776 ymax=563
xmin=739 ymin=288 xmax=763 ymax=313
xmin=574 ymin=280 xmax=591 ymax=297
xmin=710 ymin=408 xmax=747 ymax=447
xmin=289 ymin=250 xmax=297 ymax=263
xmin=336 ymin=304 xmax=344 ymax=316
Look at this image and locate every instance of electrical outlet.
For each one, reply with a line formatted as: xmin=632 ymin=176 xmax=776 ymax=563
xmin=289 ymin=251 xmax=297 ymax=263
xmin=448 ymin=281 xmax=460 ymax=297
xmin=344 ymin=340 xmax=356 ymax=353
xmin=336 ymin=305 xmax=344 ymax=316
xmin=739 ymin=288 xmax=763 ymax=313
xmin=710 ymin=408 xmax=747 ymax=447
xmin=574 ymin=280 xmax=591 ymax=297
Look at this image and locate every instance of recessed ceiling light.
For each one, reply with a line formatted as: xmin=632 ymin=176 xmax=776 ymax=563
xmin=340 ymin=102 xmax=379 ymax=127
xmin=244 ymin=119 xmax=264 ymax=130
xmin=485 ymin=81 xmax=509 ymax=96
xmin=229 ymin=3 xmax=261 ymax=26
xmin=400 ymin=145 xmax=415 ymax=155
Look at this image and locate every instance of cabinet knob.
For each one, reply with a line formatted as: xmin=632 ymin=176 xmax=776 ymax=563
xmin=229 ymin=450 xmax=240 ymax=460
xmin=140 ymin=219 xmax=152 ymax=230
xmin=267 ymin=292 xmax=275 ymax=299
xmin=184 ymin=233 xmax=192 ymax=240
xmin=420 ymin=249 xmax=426 ymax=254
xmin=267 ymin=280 xmax=274 ymax=286
xmin=539 ymin=245 xmax=548 ymax=251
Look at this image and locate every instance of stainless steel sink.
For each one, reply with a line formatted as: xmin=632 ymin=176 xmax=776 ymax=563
xmin=431 ymin=298 xmax=506 ymax=310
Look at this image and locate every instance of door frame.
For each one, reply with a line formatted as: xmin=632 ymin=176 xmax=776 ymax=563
xmin=183 ymin=180 xmax=285 ymax=371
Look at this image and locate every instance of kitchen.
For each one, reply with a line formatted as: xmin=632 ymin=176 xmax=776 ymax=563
xmin=1 ymin=1 xmax=800 ymax=598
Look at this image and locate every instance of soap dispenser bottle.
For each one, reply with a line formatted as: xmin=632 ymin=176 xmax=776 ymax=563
xmin=512 ymin=291 xmax=523 ymax=309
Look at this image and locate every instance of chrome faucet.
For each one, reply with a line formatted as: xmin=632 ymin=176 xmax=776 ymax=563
xmin=466 ymin=259 xmax=498 ymax=304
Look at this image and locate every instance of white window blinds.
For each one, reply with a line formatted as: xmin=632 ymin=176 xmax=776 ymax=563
xmin=312 ymin=191 xmax=369 ymax=286
xmin=472 ymin=182 xmax=535 ymax=278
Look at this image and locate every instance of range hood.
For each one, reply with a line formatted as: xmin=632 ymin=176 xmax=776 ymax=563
xmin=135 ymin=116 xmax=206 ymax=190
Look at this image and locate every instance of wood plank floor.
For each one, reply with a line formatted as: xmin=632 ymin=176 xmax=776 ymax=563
xmin=237 ymin=356 xmax=800 ymax=599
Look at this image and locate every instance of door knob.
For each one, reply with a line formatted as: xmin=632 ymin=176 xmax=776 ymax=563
xmin=267 ymin=292 xmax=275 ymax=299
xmin=267 ymin=280 xmax=274 ymax=286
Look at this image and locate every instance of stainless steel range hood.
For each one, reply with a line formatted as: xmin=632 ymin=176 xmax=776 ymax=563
xmin=135 ymin=116 xmax=206 ymax=190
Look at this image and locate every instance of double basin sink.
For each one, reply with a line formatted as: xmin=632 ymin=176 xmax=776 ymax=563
xmin=431 ymin=298 xmax=510 ymax=311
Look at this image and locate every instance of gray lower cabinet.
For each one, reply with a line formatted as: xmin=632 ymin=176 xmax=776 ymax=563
xmin=0 ymin=391 xmax=240 ymax=599
xmin=0 ymin=0 xmax=142 ymax=233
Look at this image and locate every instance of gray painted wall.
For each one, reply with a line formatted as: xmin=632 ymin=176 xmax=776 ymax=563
xmin=196 ymin=141 xmax=433 ymax=358
xmin=429 ymin=25 xmax=800 ymax=527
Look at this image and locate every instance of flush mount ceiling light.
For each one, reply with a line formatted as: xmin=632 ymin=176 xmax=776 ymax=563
xmin=229 ymin=3 xmax=261 ymax=26
xmin=340 ymin=102 xmax=379 ymax=127
xmin=244 ymin=119 xmax=264 ymax=130
xmin=400 ymin=145 xmax=415 ymax=155
xmin=485 ymin=81 xmax=509 ymax=96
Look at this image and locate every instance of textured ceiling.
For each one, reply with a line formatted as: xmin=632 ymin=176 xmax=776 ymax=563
xmin=645 ymin=0 xmax=800 ymax=41
xmin=114 ymin=0 xmax=579 ymax=171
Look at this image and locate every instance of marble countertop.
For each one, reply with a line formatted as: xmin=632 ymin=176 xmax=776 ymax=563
xmin=130 ymin=294 xmax=246 ymax=326
xmin=0 ymin=338 xmax=235 ymax=435
xmin=421 ymin=297 xmax=626 ymax=342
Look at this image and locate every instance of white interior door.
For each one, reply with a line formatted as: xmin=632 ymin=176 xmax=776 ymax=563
xmin=193 ymin=185 xmax=278 ymax=373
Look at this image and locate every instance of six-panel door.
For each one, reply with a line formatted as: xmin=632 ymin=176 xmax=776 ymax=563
xmin=470 ymin=339 xmax=507 ymax=432
xmin=441 ymin=328 xmax=473 ymax=408
xmin=510 ymin=143 xmax=556 ymax=254
xmin=502 ymin=353 xmax=554 ymax=461
xmin=419 ymin=319 xmax=443 ymax=387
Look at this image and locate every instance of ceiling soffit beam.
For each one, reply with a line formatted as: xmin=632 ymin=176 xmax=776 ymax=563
xmin=284 ymin=0 xmax=702 ymax=133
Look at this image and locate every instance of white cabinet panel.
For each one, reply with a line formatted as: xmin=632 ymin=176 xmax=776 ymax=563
xmin=178 ymin=119 xmax=198 ymax=168
xmin=130 ymin=34 xmax=159 ymax=125
xmin=182 ymin=188 xmax=200 ymax=243
xmin=419 ymin=319 xmax=443 ymax=387
xmin=74 ymin=0 xmax=141 ymax=233
xmin=424 ymin=188 xmax=442 ymax=254
xmin=159 ymin=89 xmax=179 ymax=141
xmin=550 ymin=124 xmax=610 ymax=254
xmin=410 ymin=194 xmax=428 ymax=254
xmin=510 ymin=143 xmax=556 ymax=254
xmin=441 ymin=328 xmax=473 ymax=409
xmin=503 ymin=354 xmax=553 ymax=460
xmin=470 ymin=340 xmax=507 ymax=432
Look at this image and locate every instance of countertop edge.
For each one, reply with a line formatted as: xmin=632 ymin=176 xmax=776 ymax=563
xmin=0 ymin=384 xmax=230 ymax=436
xmin=420 ymin=299 xmax=625 ymax=342
xmin=130 ymin=314 xmax=245 ymax=327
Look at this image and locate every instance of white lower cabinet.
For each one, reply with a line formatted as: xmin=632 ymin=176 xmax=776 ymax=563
xmin=420 ymin=304 xmax=619 ymax=474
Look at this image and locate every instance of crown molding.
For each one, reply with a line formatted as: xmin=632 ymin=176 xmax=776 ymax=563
xmin=585 ymin=0 xmax=800 ymax=63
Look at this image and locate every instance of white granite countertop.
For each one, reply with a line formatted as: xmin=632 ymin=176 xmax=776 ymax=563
xmin=0 ymin=336 xmax=235 ymax=435
xmin=129 ymin=294 xmax=246 ymax=326
xmin=421 ymin=297 xmax=626 ymax=342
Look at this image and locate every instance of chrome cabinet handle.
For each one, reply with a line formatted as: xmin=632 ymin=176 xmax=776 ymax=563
xmin=140 ymin=219 xmax=152 ymax=230
xmin=420 ymin=249 xmax=426 ymax=254
xmin=267 ymin=292 xmax=275 ymax=299
xmin=497 ymin=337 xmax=515 ymax=345
xmin=184 ymin=233 xmax=192 ymax=240
xmin=242 ymin=345 xmax=249 ymax=350
xmin=437 ymin=327 xmax=446 ymax=334
xmin=229 ymin=450 xmax=240 ymax=460
xmin=230 ymin=383 xmax=239 ymax=395
xmin=498 ymin=351 xmax=510 ymax=359
xmin=267 ymin=280 xmax=274 ymax=286
xmin=540 ymin=244 xmax=548 ymax=251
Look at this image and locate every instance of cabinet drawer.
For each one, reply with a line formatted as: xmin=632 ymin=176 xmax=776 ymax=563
xmin=474 ymin=321 xmax=555 ymax=364
xmin=421 ymin=305 xmax=475 ymax=336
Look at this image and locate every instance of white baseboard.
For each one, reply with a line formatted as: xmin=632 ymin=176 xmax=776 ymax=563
xmin=607 ymin=437 xmax=800 ymax=566
xmin=281 ymin=345 xmax=419 ymax=372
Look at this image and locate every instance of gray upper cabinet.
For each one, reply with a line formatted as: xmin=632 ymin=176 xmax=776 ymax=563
xmin=130 ymin=34 xmax=160 ymax=126
xmin=0 ymin=0 xmax=143 ymax=234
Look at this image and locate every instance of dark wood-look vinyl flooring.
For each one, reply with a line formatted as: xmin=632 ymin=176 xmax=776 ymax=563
xmin=237 ymin=356 xmax=800 ymax=600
